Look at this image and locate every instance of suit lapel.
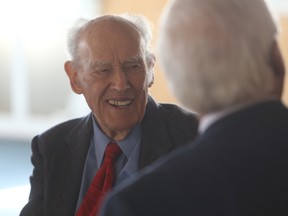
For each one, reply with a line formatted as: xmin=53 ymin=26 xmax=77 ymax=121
xmin=139 ymin=97 xmax=174 ymax=168
xmin=50 ymin=113 xmax=93 ymax=215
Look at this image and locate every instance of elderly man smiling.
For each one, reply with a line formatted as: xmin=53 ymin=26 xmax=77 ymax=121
xmin=20 ymin=14 xmax=198 ymax=216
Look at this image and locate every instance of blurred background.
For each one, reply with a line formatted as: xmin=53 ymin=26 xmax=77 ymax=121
xmin=0 ymin=0 xmax=287 ymax=215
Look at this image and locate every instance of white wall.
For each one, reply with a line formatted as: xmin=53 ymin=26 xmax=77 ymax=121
xmin=266 ymin=0 xmax=288 ymax=15
xmin=0 ymin=0 xmax=99 ymax=140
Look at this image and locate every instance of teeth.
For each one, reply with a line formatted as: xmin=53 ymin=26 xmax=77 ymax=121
xmin=108 ymin=100 xmax=132 ymax=107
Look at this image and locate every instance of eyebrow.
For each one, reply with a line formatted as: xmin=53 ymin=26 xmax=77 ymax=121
xmin=89 ymin=60 xmax=110 ymax=68
xmin=89 ymin=55 xmax=144 ymax=68
xmin=124 ymin=55 xmax=144 ymax=63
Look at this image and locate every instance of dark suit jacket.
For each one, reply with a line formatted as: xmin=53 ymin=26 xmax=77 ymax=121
xmin=100 ymin=100 xmax=288 ymax=216
xmin=20 ymin=96 xmax=198 ymax=216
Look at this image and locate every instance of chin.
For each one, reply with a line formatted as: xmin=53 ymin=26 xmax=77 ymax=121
xmin=111 ymin=123 xmax=135 ymax=131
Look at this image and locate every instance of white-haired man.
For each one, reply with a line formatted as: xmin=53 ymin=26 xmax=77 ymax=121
xmin=20 ymin=14 xmax=198 ymax=216
xmin=99 ymin=0 xmax=288 ymax=215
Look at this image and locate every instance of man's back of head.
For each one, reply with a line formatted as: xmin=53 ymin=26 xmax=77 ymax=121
xmin=158 ymin=0 xmax=285 ymax=115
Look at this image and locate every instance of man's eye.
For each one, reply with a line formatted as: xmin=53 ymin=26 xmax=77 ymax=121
xmin=97 ymin=69 xmax=110 ymax=74
xmin=90 ymin=68 xmax=111 ymax=78
xmin=127 ymin=64 xmax=142 ymax=71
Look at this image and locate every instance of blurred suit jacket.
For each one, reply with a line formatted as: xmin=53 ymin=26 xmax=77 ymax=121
xmin=19 ymin=96 xmax=198 ymax=216
xmin=99 ymin=100 xmax=288 ymax=216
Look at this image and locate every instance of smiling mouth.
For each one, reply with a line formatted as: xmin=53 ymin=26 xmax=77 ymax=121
xmin=107 ymin=99 xmax=133 ymax=108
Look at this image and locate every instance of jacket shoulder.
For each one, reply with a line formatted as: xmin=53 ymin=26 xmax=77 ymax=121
xmin=33 ymin=114 xmax=92 ymax=152
xmin=162 ymin=103 xmax=198 ymax=134
xmin=40 ymin=115 xmax=89 ymax=139
xmin=159 ymin=103 xmax=197 ymax=117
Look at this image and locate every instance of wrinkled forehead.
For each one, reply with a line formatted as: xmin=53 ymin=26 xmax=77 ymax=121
xmin=90 ymin=15 xmax=140 ymax=32
xmin=77 ymin=17 xmax=145 ymax=61
xmin=82 ymin=17 xmax=142 ymax=46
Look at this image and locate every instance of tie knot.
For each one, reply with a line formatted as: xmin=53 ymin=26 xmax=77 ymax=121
xmin=104 ymin=142 xmax=122 ymax=163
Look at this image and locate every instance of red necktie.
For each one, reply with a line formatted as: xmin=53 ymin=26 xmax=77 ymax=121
xmin=76 ymin=142 xmax=122 ymax=216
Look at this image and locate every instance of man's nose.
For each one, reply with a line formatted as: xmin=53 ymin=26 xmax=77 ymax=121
xmin=111 ymin=68 xmax=130 ymax=92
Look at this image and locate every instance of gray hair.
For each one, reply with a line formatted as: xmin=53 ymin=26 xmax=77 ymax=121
xmin=66 ymin=14 xmax=155 ymax=82
xmin=158 ymin=0 xmax=279 ymax=114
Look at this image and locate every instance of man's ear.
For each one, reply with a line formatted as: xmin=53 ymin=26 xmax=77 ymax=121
xmin=148 ymin=74 xmax=154 ymax=88
xmin=148 ymin=53 xmax=156 ymax=69
xmin=64 ymin=61 xmax=83 ymax=94
xmin=270 ymin=41 xmax=285 ymax=97
xmin=271 ymin=41 xmax=285 ymax=77
xmin=147 ymin=53 xmax=156 ymax=88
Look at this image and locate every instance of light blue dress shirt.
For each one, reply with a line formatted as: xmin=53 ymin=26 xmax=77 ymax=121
xmin=76 ymin=116 xmax=141 ymax=210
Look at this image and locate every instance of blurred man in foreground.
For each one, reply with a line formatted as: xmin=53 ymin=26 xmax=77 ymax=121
xmin=99 ymin=0 xmax=288 ymax=215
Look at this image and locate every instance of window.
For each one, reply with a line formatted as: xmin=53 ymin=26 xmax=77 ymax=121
xmin=0 ymin=0 xmax=100 ymax=214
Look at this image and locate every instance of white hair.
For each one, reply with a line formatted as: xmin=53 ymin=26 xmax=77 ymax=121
xmin=66 ymin=14 xmax=155 ymax=83
xmin=158 ymin=0 xmax=279 ymax=114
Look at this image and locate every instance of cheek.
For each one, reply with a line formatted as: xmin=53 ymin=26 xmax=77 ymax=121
xmin=81 ymin=82 xmax=105 ymax=113
xmin=132 ymin=72 xmax=149 ymax=90
xmin=135 ymin=83 xmax=149 ymax=114
xmin=135 ymin=73 xmax=149 ymax=96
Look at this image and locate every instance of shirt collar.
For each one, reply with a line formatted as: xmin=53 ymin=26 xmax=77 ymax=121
xmin=199 ymin=96 xmax=279 ymax=134
xmin=92 ymin=116 xmax=141 ymax=166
